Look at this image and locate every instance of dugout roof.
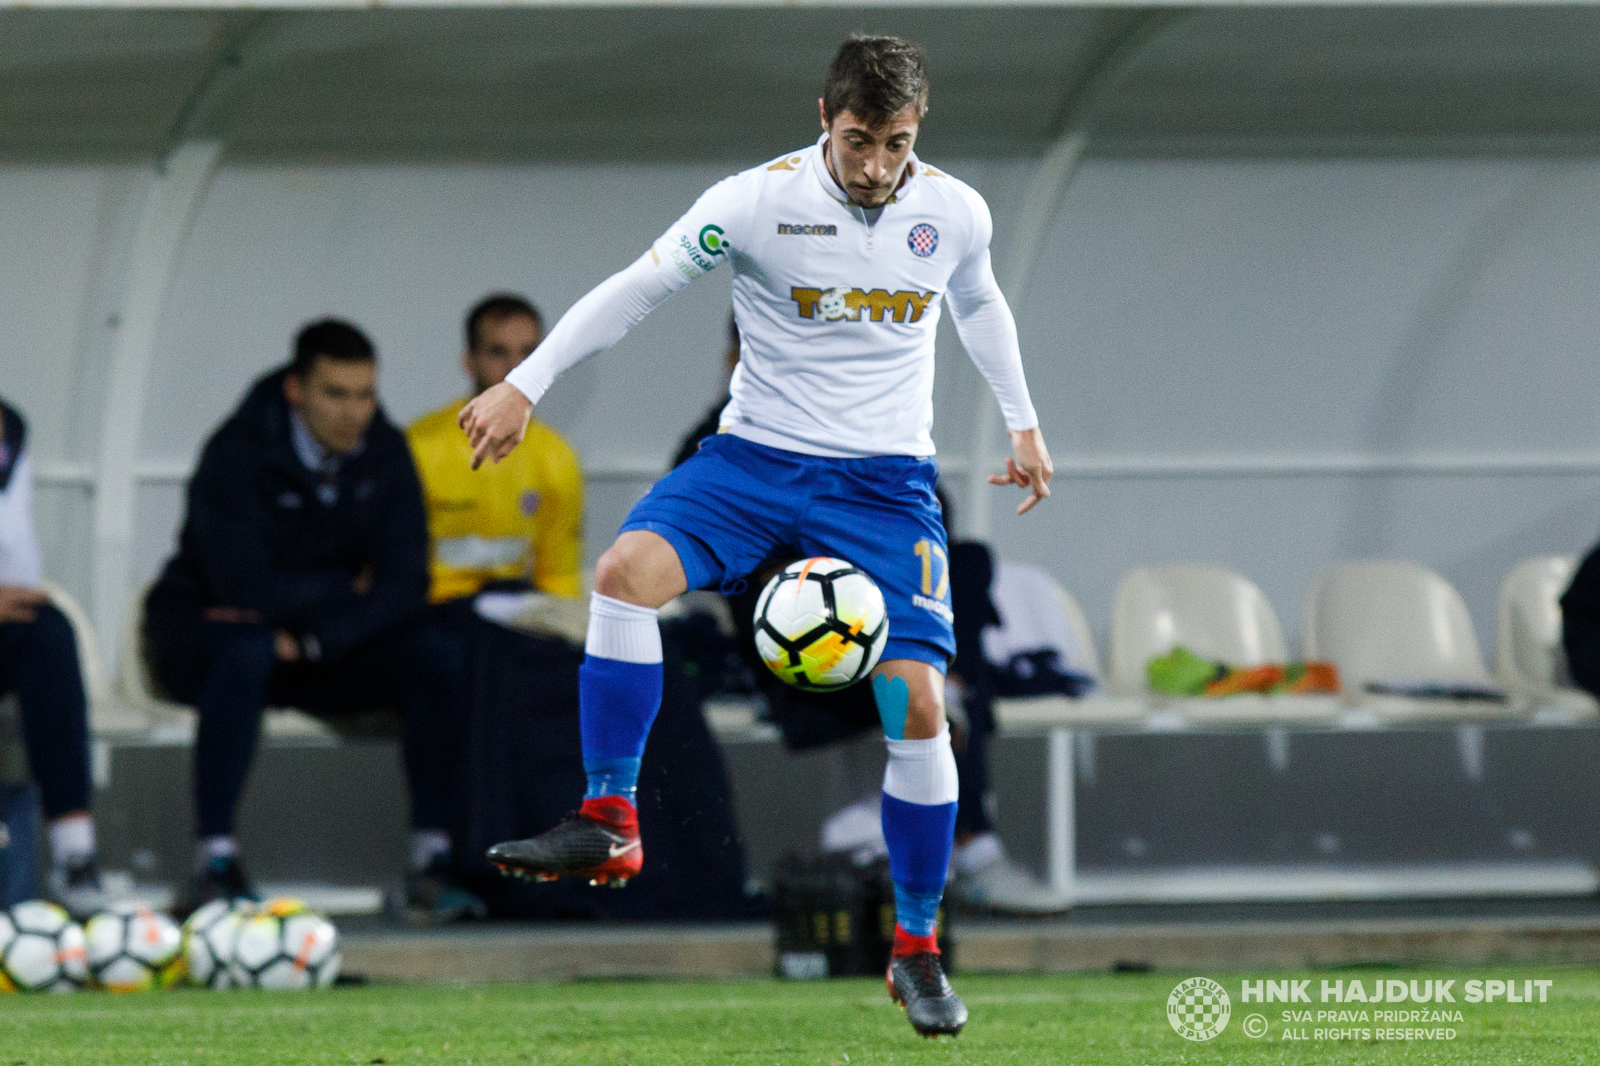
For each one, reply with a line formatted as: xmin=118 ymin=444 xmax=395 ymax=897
xmin=4 ymin=5 xmax=1600 ymax=163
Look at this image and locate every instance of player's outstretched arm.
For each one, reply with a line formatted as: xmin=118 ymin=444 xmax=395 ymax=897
xmin=460 ymin=381 xmax=533 ymax=470
xmin=989 ymin=426 xmax=1054 ymax=515
xmin=457 ymin=251 xmax=678 ymax=467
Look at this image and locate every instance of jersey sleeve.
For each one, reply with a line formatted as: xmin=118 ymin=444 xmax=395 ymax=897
xmin=504 ymin=175 xmax=752 ymax=406
xmin=945 ymin=191 xmax=1040 ymax=434
xmin=647 ymin=174 xmax=749 ymax=292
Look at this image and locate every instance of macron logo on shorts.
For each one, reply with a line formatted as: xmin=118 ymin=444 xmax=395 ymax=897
xmin=913 ymin=594 xmax=954 ymax=622
xmin=777 ymin=223 xmax=838 ymax=236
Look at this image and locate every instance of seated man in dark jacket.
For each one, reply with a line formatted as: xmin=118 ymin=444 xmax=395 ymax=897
xmin=145 ymin=320 xmax=481 ymax=922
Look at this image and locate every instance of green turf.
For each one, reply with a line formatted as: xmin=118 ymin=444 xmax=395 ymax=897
xmin=1 ymin=967 xmax=1596 ymax=1065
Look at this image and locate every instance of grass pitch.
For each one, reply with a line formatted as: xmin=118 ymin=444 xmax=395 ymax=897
xmin=2 ymin=967 xmax=1596 ymax=1065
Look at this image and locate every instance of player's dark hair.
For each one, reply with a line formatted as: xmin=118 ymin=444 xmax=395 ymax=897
xmin=291 ymin=319 xmax=375 ymax=378
xmin=823 ymin=35 xmax=929 ymax=126
xmin=466 ymin=293 xmax=543 ymax=352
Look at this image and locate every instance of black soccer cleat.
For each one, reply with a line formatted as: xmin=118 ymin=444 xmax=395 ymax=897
xmin=487 ymin=796 xmax=642 ymax=887
xmin=394 ymin=855 xmax=489 ymax=927
xmin=888 ymin=951 xmax=968 ymax=1038
xmin=180 ymin=855 xmax=260 ymax=919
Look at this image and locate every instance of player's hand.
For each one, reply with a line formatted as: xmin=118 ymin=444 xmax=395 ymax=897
xmin=458 ymin=381 xmax=533 ymax=470
xmin=0 ymin=586 xmax=46 ymax=625
xmin=989 ymin=427 xmax=1053 ymax=515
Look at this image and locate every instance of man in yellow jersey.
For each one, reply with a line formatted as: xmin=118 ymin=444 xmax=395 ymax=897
xmin=408 ymin=294 xmax=583 ymax=603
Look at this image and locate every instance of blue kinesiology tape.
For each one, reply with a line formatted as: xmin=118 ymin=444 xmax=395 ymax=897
xmin=872 ymin=674 xmax=910 ymax=740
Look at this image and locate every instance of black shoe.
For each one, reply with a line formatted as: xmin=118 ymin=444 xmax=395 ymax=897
xmin=395 ymin=856 xmax=488 ymax=927
xmin=487 ymin=796 xmax=642 ymax=887
xmin=888 ymin=952 xmax=968 ymax=1037
xmin=183 ymin=855 xmax=259 ymax=917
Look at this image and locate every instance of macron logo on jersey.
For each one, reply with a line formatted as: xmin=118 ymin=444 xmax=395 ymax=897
xmin=791 ymin=286 xmax=937 ymax=324
xmin=777 ymin=223 xmax=838 ymax=236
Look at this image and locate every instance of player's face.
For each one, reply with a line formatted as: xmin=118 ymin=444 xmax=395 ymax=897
xmin=284 ymin=355 xmax=378 ymax=456
xmin=820 ymin=104 xmax=922 ymax=209
xmin=465 ymin=313 xmax=541 ymax=394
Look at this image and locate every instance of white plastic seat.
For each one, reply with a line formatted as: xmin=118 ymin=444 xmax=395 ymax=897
xmin=1496 ymin=556 xmax=1574 ymax=692
xmin=1106 ymin=564 xmax=1287 ymax=697
xmin=1303 ymin=560 xmax=1492 ymax=694
xmin=39 ymin=581 xmax=108 ymax=713
xmin=1495 ymin=556 xmax=1596 ymax=715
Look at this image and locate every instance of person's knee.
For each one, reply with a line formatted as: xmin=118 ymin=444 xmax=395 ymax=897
xmin=594 ymin=532 xmax=684 ymax=607
xmin=20 ymin=603 xmax=79 ymax=664
xmin=875 ymin=660 xmax=947 ymax=740
xmin=207 ymin=625 xmax=277 ymax=687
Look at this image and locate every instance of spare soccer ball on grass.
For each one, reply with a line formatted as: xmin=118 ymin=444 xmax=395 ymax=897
xmin=229 ymin=898 xmax=341 ymax=989
xmin=182 ymin=898 xmax=250 ymax=989
xmin=85 ymin=903 xmax=184 ymax=991
xmin=0 ymin=900 xmax=87 ymax=993
xmin=754 ymin=557 xmax=888 ymax=691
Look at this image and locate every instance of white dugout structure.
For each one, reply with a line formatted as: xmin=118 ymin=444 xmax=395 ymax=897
xmin=7 ymin=1 xmax=1600 ymax=902
xmin=7 ymin=1 xmax=1600 ymax=667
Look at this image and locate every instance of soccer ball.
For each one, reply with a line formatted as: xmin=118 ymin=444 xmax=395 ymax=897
xmin=753 ymin=557 xmax=888 ymax=691
xmin=85 ymin=903 xmax=183 ymax=992
xmin=182 ymin=898 xmax=249 ymax=989
xmin=228 ymin=898 xmax=341 ymax=990
xmin=0 ymin=900 xmax=87 ymax=993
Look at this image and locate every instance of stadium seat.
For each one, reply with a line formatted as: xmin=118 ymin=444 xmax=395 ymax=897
xmin=989 ymin=573 xmax=1149 ymax=729
xmin=1303 ymin=561 xmax=1497 ymax=715
xmin=1105 ymin=564 xmax=1287 ymax=697
xmin=39 ymin=582 xmax=108 ymax=714
xmin=1052 ymin=580 xmax=1103 ymax=682
xmin=1495 ymin=556 xmax=1596 ymax=714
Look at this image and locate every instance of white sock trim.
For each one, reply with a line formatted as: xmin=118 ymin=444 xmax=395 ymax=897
xmin=585 ymin=592 xmax=663 ymax=664
xmin=952 ymin=831 xmax=1005 ymax=874
xmin=196 ymin=835 xmax=238 ymax=870
xmin=410 ymin=829 xmax=451 ymax=872
xmin=48 ymin=815 xmax=95 ymax=868
xmin=883 ymin=727 xmax=960 ymax=806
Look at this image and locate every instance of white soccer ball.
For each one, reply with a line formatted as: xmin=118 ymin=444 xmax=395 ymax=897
xmin=0 ymin=900 xmax=88 ymax=993
xmin=85 ymin=903 xmax=184 ymax=992
xmin=228 ymin=898 xmax=341 ymax=990
xmin=182 ymin=898 xmax=250 ymax=989
xmin=753 ymin=557 xmax=888 ymax=691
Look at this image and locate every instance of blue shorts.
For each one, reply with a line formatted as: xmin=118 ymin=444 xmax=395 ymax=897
xmin=622 ymin=433 xmax=954 ymax=669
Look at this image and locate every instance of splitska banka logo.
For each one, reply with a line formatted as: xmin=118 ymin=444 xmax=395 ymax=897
xmin=791 ymin=286 xmax=937 ymax=323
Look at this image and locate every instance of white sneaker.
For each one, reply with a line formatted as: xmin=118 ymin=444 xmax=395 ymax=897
xmin=48 ymin=861 xmax=152 ymax=919
xmin=950 ymin=850 xmax=1071 ymax=915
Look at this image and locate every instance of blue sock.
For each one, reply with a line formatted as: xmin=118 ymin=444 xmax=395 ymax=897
xmin=579 ymin=657 xmax=661 ymax=801
xmin=882 ymin=792 xmax=958 ymax=936
xmin=583 ymin=756 xmax=641 ymax=804
xmin=577 ymin=594 xmax=664 ymax=806
xmin=875 ymin=677 xmax=960 ymax=940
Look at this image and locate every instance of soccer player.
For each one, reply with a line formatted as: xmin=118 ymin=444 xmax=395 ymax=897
xmin=462 ymin=36 xmax=1051 ymax=1037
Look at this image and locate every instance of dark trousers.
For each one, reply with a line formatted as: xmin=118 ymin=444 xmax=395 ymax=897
xmin=953 ymin=691 xmax=994 ymax=839
xmin=0 ymin=604 xmax=91 ymax=819
xmin=1565 ymin=610 xmax=1600 ymax=698
xmin=150 ymin=618 xmax=467 ymax=839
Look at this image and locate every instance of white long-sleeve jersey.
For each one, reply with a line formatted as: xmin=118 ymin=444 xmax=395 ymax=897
xmin=507 ymin=135 xmax=1039 ymax=458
